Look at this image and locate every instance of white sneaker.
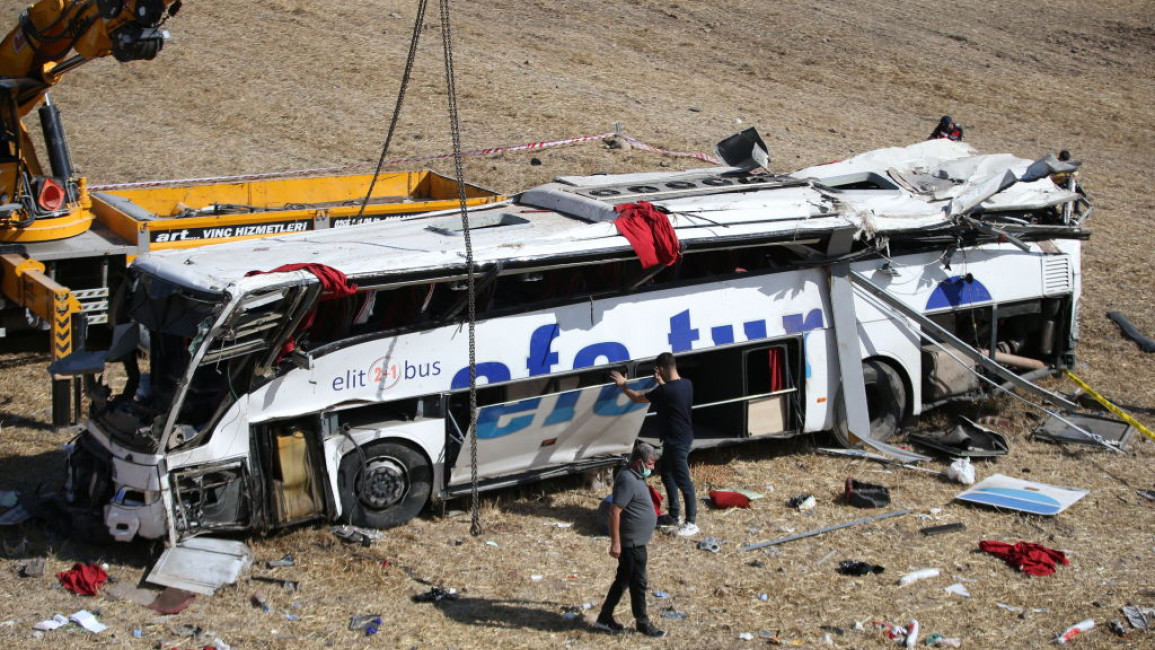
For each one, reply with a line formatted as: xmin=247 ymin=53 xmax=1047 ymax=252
xmin=675 ymin=522 xmax=699 ymax=537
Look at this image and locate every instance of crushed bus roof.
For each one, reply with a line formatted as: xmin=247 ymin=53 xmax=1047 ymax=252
xmin=132 ymin=139 xmax=1080 ymax=292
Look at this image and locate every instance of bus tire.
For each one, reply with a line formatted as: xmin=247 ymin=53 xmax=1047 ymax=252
xmin=338 ymin=440 xmax=431 ymax=530
xmin=833 ymin=359 xmax=907 ymax=447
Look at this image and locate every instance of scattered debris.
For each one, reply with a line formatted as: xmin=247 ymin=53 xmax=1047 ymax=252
xmin=1108 ymin=620 xmax=1129 ymax=638
xmin=349 ymin=614 xmax=382 ymax=635
xmin=412 ymin=587 xmax=459 ymax=603
xmin=697 ymin=537 xmax=722 ymax=553
xmin=1121 ymin=605 xmax=1153 ymax=630
xmin=920 ymin=522 xmax=966 ymax=536
xmin=543 ymin=521 xmax=573 ymax=528
xmin=251 ymin=575 xmax=300 ymax=592
xmin=147 ymin=537 xmax=252 ymax=596
xmin=14 ymin=557 xmax=45 ymax=578
xmin=265 ymin=554 xmax=295 ymax=568
xmin=33 ymin=614 xmax=70 ymax=631
xmin=659 ymin=606 xmax=686 ymax=620
xmin=1056 ymin=618 xmax=1095 ymax=644
xmin=836 ymin=560 xmax=885 ymax=576
xmin=898 ymin=568 xmax=940 ymax=587
xmin=844 ymin=478 xmax=890 ymax=508
xmin=815 ymin=448 xmax=945 ymax=477
xmin=924 ymin=633 xmax=963 ymax=647
xmin=67 ymin=610 xmax=107 ymax=633
xmin=331 ymin=525 xmax=383 ymax=546
xmin=147 ymin=587 xmax=196 ymax=615
xmin=978 ymin=540 xmax=1068 ymax=576
xmin=741 ymin=509 xmax=911 ymax=551
xmin=653 ymin=590 xmax=670 ymax=598
xmin=910 ymin=417 xmax=1008 ymax=457
xmin=945 ymin=457 xmax=975 ymax=485
xmin=787 ymin=494 xmax=816 ymax=512
xmin=904 ymin=619 xmax=919 ymax=648
xmin=251 ymin=590 xmax=270 ymax=612
xmin=819 ymin=625 xmax=844 ymax=635
xmin=56 ymin=562 xmax=107 ymax=596
xmin=944 ymin=583 xmax=971 ymax=598
xmin=955 ymin=474 xmax=1088 ymax=515
xmin=1033 ymin=411 xmax=1135 ymax=449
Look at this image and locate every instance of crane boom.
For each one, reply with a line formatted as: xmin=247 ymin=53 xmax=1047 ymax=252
xmin=0 ymin=0 xmax=181 ymax=242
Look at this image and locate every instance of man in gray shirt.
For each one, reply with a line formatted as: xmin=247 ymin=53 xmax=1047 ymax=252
xmin=594 ymin=442 xmax=666 ymax=637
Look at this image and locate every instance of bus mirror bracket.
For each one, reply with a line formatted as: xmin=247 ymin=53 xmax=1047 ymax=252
xmin=291 ymin=348 xmax=313 ymax=370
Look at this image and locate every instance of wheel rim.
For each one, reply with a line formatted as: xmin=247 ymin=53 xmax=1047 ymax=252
xmin=357 ymin=457 xmax=410 ymax=510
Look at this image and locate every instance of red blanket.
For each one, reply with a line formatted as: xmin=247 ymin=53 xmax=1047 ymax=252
xmin=613 ymin=201 xmax=681 ymax=268
xmin=57 ymin=562 xmax=108 ymax=596
xmin=978 ymin=540 xmax=1069 ymax=576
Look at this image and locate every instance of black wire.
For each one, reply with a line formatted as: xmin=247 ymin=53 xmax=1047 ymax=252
xmin=354 ymin=0 xmax=430 ymax=219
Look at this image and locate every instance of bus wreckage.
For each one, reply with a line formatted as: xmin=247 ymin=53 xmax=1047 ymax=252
xmin=57 ymin=133 xmax=1088 ymax=549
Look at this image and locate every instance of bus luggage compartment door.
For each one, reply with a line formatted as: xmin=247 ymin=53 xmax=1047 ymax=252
xmin=448 ymin=382 xmax=649 ymax=486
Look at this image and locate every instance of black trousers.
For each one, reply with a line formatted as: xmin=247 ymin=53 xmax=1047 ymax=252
xmin=599 ymin=544 xmax=649 ymax=625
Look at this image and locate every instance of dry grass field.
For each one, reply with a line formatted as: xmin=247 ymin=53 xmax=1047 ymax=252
xmin=1 ymin=1 xmax=1154 ymax=648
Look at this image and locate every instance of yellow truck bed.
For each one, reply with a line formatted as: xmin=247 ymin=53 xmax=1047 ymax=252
xmin=90 ymin=170 xmax=504 ymax=253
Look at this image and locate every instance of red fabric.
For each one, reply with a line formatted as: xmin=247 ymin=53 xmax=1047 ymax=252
xmin=244 ymin=263 xmax=358 ymax=359
xmin=768 ymin=347 xmax=783 ymax=392
xmin=709 ymin=490 xmax=751 ymax=509
xmin=245 ymin=263 xmax=358 ymax=299
xmin=978 ymin=540 xmax=1069 ymax=576
xmin=613 ymin=201 xmax=681 ymax=268
xmin=648 ymin=485 xmax=664 ymax=515
xmin=56 ymin=562 xmax=108 ymax=596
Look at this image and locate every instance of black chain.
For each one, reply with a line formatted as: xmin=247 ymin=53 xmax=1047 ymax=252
xmin=437 ymin=0 xmax=482 ymax=537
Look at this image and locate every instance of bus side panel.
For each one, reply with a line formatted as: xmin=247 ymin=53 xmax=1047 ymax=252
xmin=244 ymin=269 xmax=831 ymax=420
xmin=447 ymin=382 xmax=649 ymax=486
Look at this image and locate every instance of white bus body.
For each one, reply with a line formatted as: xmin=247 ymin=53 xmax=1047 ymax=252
xmin=61 ymin=138 xmax=1087 ymax=543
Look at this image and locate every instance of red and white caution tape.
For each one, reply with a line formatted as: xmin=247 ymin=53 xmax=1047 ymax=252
xmin=90 ymin=131 xmax=718 ymax=191
xmin=619 ymin=134 xmax=721 ymax=165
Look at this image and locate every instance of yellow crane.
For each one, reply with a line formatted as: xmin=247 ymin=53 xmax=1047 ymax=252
xmin=0 ymin=1 xmax=503 ymax=426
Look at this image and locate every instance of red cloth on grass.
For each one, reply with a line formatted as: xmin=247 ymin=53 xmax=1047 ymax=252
xmin=709 ymin=490 xmax=752 ymax=509
xmin=613 ymin=201 xmax=681 ymax=268
xmin=56 ymin=562 xmax=108 ymax=596
xmin=978 ymin=540 xmax=1069 ymax=576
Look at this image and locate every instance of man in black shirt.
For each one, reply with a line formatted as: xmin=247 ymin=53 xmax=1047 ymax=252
xmin=594 ymin=441 xmax=666 ymax=637
xmin=611 ymin=352 xmax=699 ymax=537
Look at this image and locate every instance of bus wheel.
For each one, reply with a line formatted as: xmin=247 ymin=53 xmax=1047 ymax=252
xmin=833 ymin=359 xmax=907 ymax=447
xmin=338 ymin=441 xmax=431 ymax=529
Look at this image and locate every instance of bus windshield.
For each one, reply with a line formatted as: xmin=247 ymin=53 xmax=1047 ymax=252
xmin=91 ymin=271 xmax=314 ymax=453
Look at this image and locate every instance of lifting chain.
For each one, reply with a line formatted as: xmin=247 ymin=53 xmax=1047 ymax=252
xmin=436 ymin=0 xmax=485 ymax=538
xmin=361 ymin=0 xmax=482 ymax=536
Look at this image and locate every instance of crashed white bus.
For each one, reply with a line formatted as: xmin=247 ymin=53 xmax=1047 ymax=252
xmin=60 ymin=135 xmax=1088 ymax=544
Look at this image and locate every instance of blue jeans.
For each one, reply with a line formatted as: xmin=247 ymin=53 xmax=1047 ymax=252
xmin=660 ymin=444 xmax=696 ymax=524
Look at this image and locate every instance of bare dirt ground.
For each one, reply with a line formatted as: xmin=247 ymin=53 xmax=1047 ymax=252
xmin=1 ymin=1 xmax=1154 ymax=648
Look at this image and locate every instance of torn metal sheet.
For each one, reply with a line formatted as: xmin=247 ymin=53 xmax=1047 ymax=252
xmin=954 ymin=474 xmax=1088 ymax=515
xmin=1033 ymin=411 xmax=1135 ymax=450
xmin=146 ymin=537 xmax=252 ymax=595
xmin=909 ymin=417 xmax=1009 ymax=457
